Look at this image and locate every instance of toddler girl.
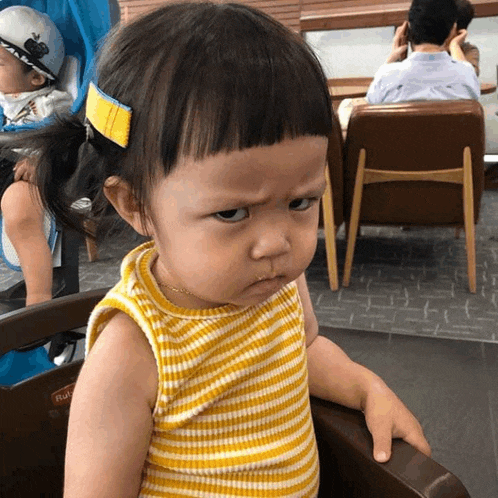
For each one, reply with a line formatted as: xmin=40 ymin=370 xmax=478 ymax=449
xmin=26 ymin=3 xmax=430 ymax=497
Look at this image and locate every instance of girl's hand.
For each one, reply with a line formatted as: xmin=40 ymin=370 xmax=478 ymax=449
xmin=362 ymin=378 xmax=431 ymax=462
xmin=305 ymin=332 xmax=431 ymax=463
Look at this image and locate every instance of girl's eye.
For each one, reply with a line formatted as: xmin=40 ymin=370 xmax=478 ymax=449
xmin=214 ymin=208 xmax=249 ymax=222
xmin=289 ymin=198 xmax=314 ymax=211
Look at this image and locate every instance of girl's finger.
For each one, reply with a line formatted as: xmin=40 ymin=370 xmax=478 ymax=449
xmin=402 ymin=430 xmax=432 ymax=457
xmin=368 ymin=417 xmax=393 ymax=462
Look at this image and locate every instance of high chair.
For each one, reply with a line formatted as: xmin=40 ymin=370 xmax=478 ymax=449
xmin=0 ymin=288 xmax=471 ymax=497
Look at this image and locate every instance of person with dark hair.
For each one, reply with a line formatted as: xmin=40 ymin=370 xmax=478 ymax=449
xmin=0 ymin=6 xmax=72 ymax=306
xmin=366 ymin=0 xmax=479 ymax=104
xmin=21 ymin=3 xmax=430 ymax=496
xmin=456 ymin=0 xmax=475 ymax=29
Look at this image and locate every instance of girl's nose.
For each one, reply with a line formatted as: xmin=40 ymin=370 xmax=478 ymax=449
xmin=250 ymin=226 xmax=291 ymax=260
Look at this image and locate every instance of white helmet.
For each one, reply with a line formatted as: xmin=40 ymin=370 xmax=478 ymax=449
xmin=0 ymin=6 xmax=65 ymax=81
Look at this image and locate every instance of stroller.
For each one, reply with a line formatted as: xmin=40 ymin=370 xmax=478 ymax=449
xmin=0 ymin=0 xmax=119 ymax=385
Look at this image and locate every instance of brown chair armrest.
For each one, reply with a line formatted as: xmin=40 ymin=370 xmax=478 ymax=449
xmin=311 ymin=396 xmax=471 ymax=498
xmin=0 ymin=287 xmax=109 ymax=355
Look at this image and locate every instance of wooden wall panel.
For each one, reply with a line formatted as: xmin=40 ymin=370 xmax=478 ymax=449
xmin=301 ymin=1 xmax=408 ymax=31
xmin=118 ymin=0 xmax=498 ymax=33
xmin=118 ymin=0 xmax=300 ymax=31
xmin=300 ymin=0 xmax=498 ymax=32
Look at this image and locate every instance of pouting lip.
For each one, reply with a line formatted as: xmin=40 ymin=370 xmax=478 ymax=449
xmin=248 ymin=275 xmax=286 ymax=289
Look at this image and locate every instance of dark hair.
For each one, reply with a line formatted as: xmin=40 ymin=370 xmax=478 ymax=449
xmin=408 ymin=0 xmax=458 ymax=46
xmin=16 ymin=2 xmax=333 ymax=233
xmin=456 ymin=0 xmax=475 ymax=29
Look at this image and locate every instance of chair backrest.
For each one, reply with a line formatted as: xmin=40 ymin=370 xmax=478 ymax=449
xmin=343 ymin=100 xmax=485 ymax=226
xmin=0 ymin=288 xmax=107 ymax=497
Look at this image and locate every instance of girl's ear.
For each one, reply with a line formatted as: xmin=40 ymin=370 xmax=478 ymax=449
xmin=103 ymin=176 xmax=150 ymax=236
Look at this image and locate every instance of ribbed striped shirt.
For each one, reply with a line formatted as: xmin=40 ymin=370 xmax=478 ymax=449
xmin=86 ymin=242 xmax=319 ymax=497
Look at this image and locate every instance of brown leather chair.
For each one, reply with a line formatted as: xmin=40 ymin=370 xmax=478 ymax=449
xmin=0 ymin=289 xmax=471 ymax=497
xmin=320 ymin=111 xmax=344 ymax=291
xmin=342 ymin=100 xmax=485 ymax=293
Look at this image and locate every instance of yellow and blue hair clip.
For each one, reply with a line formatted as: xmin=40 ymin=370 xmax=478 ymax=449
xmin=85 ymin=82 xmax=132 ymax=149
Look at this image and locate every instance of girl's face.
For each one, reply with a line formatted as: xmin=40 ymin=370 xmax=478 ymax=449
xmin=145 ymin=135 xmax=328 ymax=309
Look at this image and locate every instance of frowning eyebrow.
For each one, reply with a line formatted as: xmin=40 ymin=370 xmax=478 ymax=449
xmin=202 ymin=180 xmax=328 ymax=211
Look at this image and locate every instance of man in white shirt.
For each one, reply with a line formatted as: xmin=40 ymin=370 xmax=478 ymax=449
xmin=366 ymin=0 xmax=479 ymax=104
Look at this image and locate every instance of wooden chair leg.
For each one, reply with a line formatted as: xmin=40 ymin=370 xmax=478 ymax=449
xmin=345 ymin=223 xmax=361 ymax=242
xmin=462 ymin=146 xmax=476 ymax=293
xmin=321 ymin=168 xmax=339 ymax=291
xmin=83 ymin=219 xmax=98 ymax=262
xmin=343 ymin=149 xmax=366 ymax=287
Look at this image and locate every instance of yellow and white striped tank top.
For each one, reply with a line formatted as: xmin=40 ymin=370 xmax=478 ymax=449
xmin=86 ymin=242 xmax=319 ymax=497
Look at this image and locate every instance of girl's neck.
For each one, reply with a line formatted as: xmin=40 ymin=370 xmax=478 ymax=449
xmin=152 ymin=256 xmax=226 ymax=310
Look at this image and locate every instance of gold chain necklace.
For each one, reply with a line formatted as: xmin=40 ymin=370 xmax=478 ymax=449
xmin=157 ymin=281 xmax=194 ymax=296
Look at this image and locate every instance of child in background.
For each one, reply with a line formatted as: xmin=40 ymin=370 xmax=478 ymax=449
xmin=0 ymin=6 xmax=72 ymax=305
xmin=26 ymin=3 xmax=430 ymax=497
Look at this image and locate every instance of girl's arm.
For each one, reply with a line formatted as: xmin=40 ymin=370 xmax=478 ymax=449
xmin=64 ymin=312 xmax=158 ymax=498
xmin=296 ymin=273 xmax=430 ymax=462
xmin=297 ymin=273 xmax=378 ymax=409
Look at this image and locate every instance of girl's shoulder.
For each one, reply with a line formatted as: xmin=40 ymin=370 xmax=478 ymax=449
xmin=84 ymin=309 xmax=158 ymax=411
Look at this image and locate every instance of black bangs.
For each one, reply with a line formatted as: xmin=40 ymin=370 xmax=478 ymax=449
xmin=161 ymin=3 xmax=332 ymax=164
xmin=91 ymin=2 xmax=333 ymax=219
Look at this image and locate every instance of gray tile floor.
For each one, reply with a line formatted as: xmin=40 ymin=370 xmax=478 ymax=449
xmin=3 ymin=193 xmax=498 ymax=497
xmin=309 ymin=190 xmax=498 ymax=343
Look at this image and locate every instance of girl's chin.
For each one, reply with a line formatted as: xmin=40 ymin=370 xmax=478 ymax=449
xmin=177 ymin=276 xmax=290 ymax=309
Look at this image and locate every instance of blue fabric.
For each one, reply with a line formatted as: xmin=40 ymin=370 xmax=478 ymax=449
xmin=366 ymin=51 xmax=480 ymax=105
xmin=0 ymin=347 xmax=55 ymax=385
xmin=0 ymin=0 xmax=116 ymax=130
